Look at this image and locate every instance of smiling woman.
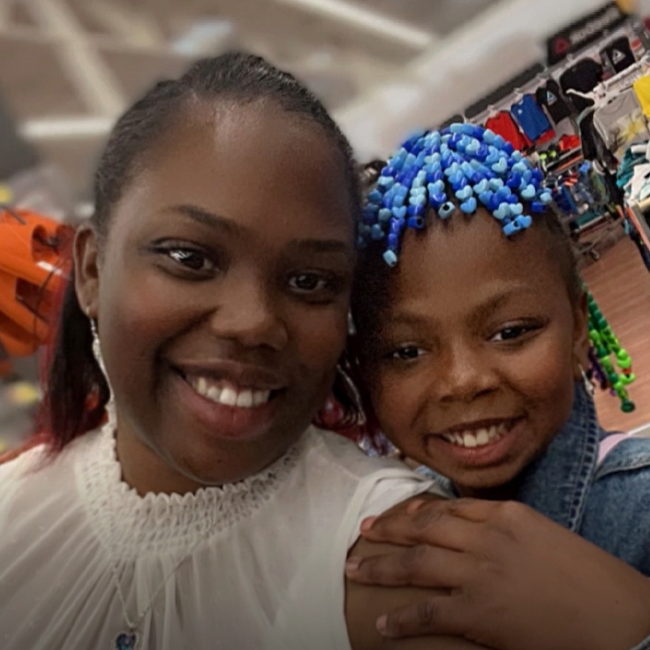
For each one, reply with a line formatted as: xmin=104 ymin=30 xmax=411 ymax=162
xmin=0 ymin=54 xmax=489 ymax=650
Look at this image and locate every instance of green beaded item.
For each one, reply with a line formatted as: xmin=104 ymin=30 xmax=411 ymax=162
xmin=587 ymin=293 xmax=636 ymax=413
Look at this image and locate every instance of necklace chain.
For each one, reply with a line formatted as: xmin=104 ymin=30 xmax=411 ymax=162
xmin=110 ymin=520 xmax=221 ymax=639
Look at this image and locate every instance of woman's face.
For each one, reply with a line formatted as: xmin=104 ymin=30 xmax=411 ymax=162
xmin=76 ymin=102 xmax=355 ymax=490
xmin=359 ymin=214 xmax=589 ymax=495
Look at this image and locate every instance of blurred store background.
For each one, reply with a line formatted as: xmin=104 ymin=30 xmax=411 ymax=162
xmin=1 ymin=0 xmax=650 ymax=452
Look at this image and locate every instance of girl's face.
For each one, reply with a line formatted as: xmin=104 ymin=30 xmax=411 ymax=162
xmin=360 ymin=212 xmax=589 ymax=495
xmin=75 ymin=102 xmax=355 ymax=491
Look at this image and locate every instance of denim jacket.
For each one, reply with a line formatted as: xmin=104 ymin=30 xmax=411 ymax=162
xmin=421 ymin=385 xmax=650 ymax=650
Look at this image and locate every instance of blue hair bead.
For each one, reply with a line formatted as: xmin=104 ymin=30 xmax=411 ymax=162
xmin=378 ymin=208 xmax=392 ymax=223
xmin=370 ymin=224 xmax=384 ymax=240
xmin=368 ymin=190 xmax=383 ymax=204
xmin=389 ymin=220 xmax=403 ymax=235
xmin=392 ymin=206 xmax=407 ymax=220
xmin=507 ymin=172 xmax=522 ymax=189
xmin=450 ymin=123 xmax=464 ymax=134
xmin=488 ymin=194 xmax=501 ymax=212
xmin=483 ymin=129 xmax=496 ymax=144
xmin=503 ymin=142 xmax=515 ymax=155
xmin=429 ymin=192 xmax=447 ymax=210
xmin=489 ymin=178 xmax=504 ymax=190
xmin=475 ymin=179 xmax=490 ymax=194
xmin=456 ymin=185 xmax=473 ymax=201
xmin=493 ymin=203 xmax=511 ymax=220
xmin=356 ymin=236 xmax=367 ymax=250
xmin=531 ymin=201 xmax=546 ymax=213
xmin=511 ymin=203 xmax=524 ymax=216
xmin=521 ymin=184 xmax=536 ymax=201
xmin=479 ymin=190 xmax=493 ymax=206
xmin=439 ymin=202 xmax=455 ymax=219
xmin=493 ymin=135 xmax=506 ymax=149
xmin=409 ymin=195 xmax=426 ymax=207
xmin=408 ymin=216 xmax=426 ymax=230
xmin=408 ymin=204 xmax=425 ymax=217
xmin=388 ymin=233 xmax=400 ymax=249
xmin=506 ymin=194 xmax=519 ymax=205
xmin=515 ymin=215 xmax=533 ymax=229
xmin=503 ymin=220 xmax=523 ymax=236
xmin=539 ymin=191 xmax=553 ymax=205
xmin=383 ymin=250 xmax=399 ymax=267
xmin=496 ymin=186 xmax=512 ymax=200
xmin=460 ymin=197 xmax=478 ymax=214
xmin=492 ymin=158 xmax=508 ymax=174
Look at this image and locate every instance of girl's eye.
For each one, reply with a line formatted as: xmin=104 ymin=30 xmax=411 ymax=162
xmin=491 ymin=325 xmax=536 ymax=342
xmin=166 ymin=248 xmax=215 ymax=272
xmin=390 ymin=346 xmax=426 ymax=362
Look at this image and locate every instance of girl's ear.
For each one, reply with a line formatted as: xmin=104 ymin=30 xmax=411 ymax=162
xmin=572 ymin=291 xmax=590 ymax=380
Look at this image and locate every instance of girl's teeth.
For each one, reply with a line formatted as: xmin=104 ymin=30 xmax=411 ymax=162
xmin=253 ymin=391 xmax=271 ymax=406
xmin=220 ymin=387 xmax=238 ymax=407
xmin=190 ymin=376 xmax=272 ymax=409
xmin=236 ymin=390 xmax=254 ymax=408
xmin=442 ymin=425 xmax=507 ymax=449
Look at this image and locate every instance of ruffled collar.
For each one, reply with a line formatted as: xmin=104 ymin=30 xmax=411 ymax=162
xmin=75 ymin=411 xmax=305 ymax=558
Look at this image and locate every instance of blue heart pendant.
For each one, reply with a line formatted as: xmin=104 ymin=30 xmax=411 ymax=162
xmin=116 ymin=633 xmax=137 ymax=650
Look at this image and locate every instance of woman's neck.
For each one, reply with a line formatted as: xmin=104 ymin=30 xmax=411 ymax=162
xmin=115 ymin=425 xmax=207 ymax=497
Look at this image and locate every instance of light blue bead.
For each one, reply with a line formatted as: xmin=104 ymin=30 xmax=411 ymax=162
xmin=456 ymin=186 xmax=473 ymax=201
xmin=503 ymin=221 xmax=522 ymax=237
xmin=540 ymin=191 xmax=553 ymax=204
xmin=460 ymin=197 xmax=478 ymax=214
xmin=377 ymin=176 xmax=394 ymax=189
xmin=409 ymin=195 xmax=427 ymax=207
xmin=515 ymin=215 xmax=533 ymax=229
xmin=512 ymin=162 xmax=528 ymax=175
xmin=392 ymin=206 xmax=408 ymax=219
xmin=520 ymin=184 xmax=536 ymax=201
xmin=378 ymin=208 xmax=392 ymax=223
xmin=493 ymin=203 xmax=511 ymax=220
xmin=511 ymin=203 xmax=524 ymax=216
xmin=474 ymin=179 xmax=489 ymax=194
xmin=479 ymin=190 xmax=493 ymax=206
xmin=439 ymin=202 xmax=455 ymax=219
xmin=489 ymin=178 xmax=505 ymax=190
xmin=429 ymin=180 xmax=445 ymax=195
xmin=483 ymin=129 xmax=496 ymax=144
xmin=493 ymin=135 xmax=506 ymax=149
xmin=383 ymin=250 xmax=399 ymax=267
xmin=450 ymin=123 xmax=464 ymax=133
xmin=370 ymin=225 xmax=384 ymax=240
xmin=492 ymin=158 xmax=508 ymax=174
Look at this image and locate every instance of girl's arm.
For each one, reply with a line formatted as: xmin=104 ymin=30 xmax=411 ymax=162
xmin=345 ymin=536 xmax=492 ymax=650
xmin=346 ymin=497 xmax=650 ymax=650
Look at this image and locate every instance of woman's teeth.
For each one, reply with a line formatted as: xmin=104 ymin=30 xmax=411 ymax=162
xmin=190 ymin=376 xmax=271 ymax=409
xmin=441 ymin=423 xmax=508 ymax=449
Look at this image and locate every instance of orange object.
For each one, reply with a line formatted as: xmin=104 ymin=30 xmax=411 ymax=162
xmin=0 ymin=207 xmax=71 ymax=359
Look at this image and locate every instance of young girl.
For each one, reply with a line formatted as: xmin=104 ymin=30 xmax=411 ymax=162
xmin=343 ymin=123 xmax=650 ymax=649
xmin=0 ymin=55 xmax=489 ymax=650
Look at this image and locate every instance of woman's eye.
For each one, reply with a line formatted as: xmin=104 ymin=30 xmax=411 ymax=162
xmin=166 ymin=248 xmax=215 ymax=272
xmin=288 ymin=273 xmax=332 ymax=293
xmin=390 ymin=346 xmax=425 ymax=361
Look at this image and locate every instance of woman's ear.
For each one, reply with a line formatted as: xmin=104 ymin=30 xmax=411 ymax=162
xmin=74 ymin=224 xmax=100 ymax=319
xmin=572 ymin=291 xmax=591 ymax=379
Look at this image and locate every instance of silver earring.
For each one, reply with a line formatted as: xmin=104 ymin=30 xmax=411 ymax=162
xmin=580 ymin=365 xmax=595 ymax=397
xmin=337 ymin=363 xmax=366 ymax=424
xmin=347 ymin=311 xmax=356 ymax=337
xmin=89 ymin=317 xmax=109 ymax=380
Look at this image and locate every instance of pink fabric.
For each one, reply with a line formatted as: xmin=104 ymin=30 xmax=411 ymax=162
xmin=598 ymin=433 xmax=633 ymax=466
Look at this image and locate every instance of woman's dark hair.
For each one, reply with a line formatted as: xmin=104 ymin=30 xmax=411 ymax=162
xmin=39 ymin=52 xmax=361 ymax=451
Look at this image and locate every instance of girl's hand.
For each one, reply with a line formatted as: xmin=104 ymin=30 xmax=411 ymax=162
xmin=345 ymin=497 xmax=650 ymax=650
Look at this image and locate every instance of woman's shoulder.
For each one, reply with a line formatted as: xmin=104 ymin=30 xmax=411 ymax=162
xmin=305 ymin=427 xmax=425 ymax=483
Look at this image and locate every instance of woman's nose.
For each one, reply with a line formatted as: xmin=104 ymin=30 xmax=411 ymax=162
xmin=208 ymin=277 xmax=289 ymax=351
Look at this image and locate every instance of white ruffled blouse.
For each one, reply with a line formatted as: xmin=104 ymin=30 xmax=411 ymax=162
xmin=0 ymin=421 xmax=436 ymax=650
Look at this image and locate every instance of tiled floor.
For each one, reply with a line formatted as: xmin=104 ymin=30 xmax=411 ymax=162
xmin=582 ymin=236 xmax=650 ymax=433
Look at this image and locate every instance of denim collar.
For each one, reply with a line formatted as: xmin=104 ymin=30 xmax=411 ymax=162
xmin=515 ymin=384 xmax=602 ymax=531
xmin=418 ymin=384 xmax=603 ymax=532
